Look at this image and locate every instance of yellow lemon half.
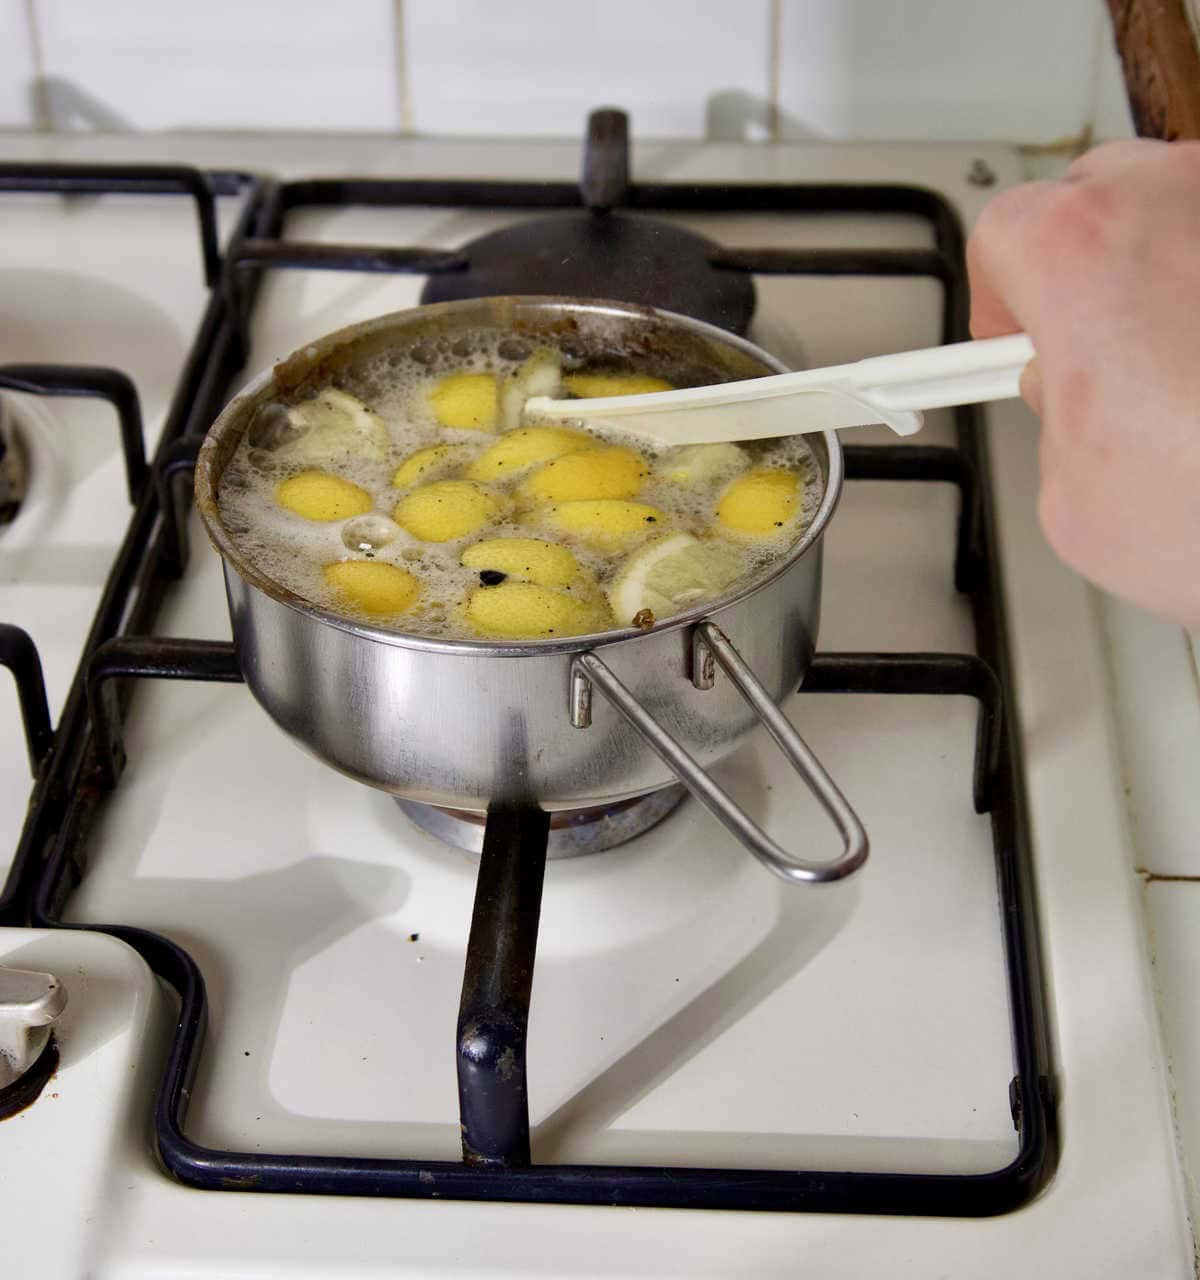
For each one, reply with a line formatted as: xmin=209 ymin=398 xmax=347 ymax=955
xmin=541 ymin=499 xmax=665 ymax=552
xmin=323 ymin=561 xmax=420 ymax=616
xmin=564 ymin=373 xmax=673 ymax=398
xmin=716 ymin=468 xmax=801 ymax=537
xmin=392 ymin=444 xmax=463 ymax=488
xmin=657 ymin=441 xmax=747 ymax=486
xmin=607 ymin=533 xmax=744 ymax=627
xmin=275 ymin=471 xmax=373 ymax=522
xmin=461 ymin=538 xmax=581 ymax=588
xmin=519 ymin=446 xmax=647 ymax=505
xmin=280 ymin=388 xmax=389 ymax=463
xmin=464 ymin=425 xmax=590 ymax=483
xmin=393 ymin=480 xmax=501 ymax=542
xmin=427 ymin=372 xmax=498 ymax=431
xmin=465 ymin=581 xmax=610 ymax=640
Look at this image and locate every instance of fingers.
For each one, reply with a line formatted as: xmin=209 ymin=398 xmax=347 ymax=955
xmin=967 ymin=238 xmax=1022 ymax=339
xmin=966 ymin=180 xmax=1058 ymax=339
xmin=967 ymin=140 xmax=1200 ymax=629
xmin=970 ymin=141 xmax=1200 ymax=342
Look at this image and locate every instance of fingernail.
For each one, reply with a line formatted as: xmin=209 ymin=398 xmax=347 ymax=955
xmin=1019 ymin=357 xmax=1043 ymax=416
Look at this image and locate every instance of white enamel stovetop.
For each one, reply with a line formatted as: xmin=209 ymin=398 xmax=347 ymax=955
xmin=0 ymin=134 xmax=1192 ymax=1278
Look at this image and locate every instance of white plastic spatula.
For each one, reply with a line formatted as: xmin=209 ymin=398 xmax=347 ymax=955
xmin=524 ymin=333 xmax=1034 ymax=446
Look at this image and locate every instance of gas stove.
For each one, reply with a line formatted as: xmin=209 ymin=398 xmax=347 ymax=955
xmin=0 ymin=117 xmax=1191 ymax=1277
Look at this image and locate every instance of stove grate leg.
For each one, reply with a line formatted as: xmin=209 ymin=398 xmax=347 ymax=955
xmin=456 ymin=805 xmax=549 ymax=1168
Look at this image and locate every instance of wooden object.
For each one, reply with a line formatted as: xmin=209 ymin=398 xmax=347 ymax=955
xmin=1106 ymin=0 xmax=1200 ymax=139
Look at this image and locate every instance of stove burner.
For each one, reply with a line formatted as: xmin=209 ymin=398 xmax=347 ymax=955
xmin=4 ymin=138 xmax=1055 ymax=1221
xmin=396 ymin=784 xmax=687 ymax=857
xmin=420 ymin=109 xmax=756 ymax=335
xmin=421 ymin=212 xmax=756 ymax=335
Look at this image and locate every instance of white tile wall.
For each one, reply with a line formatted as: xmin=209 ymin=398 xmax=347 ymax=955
xmin=0 ymin=0 xmax=1135 ymax=142
xmin=0 ymin=1 xmax=37 ymax=127
xmin=777 ymin=0 xmax=1101 ymax=143
xmin=29 ymin=0 xmax=400 ymax=132
xmin=1092 ymin=10 xmax=1135 ymax=139
xmin=404 ymin=0 xmax=773 ymax=138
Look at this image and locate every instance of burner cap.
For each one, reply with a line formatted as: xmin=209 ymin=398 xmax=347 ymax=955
xmin=396 ymin=785 xmax=687 ymax=858
xmin=421 ymin=212 xmax=756 ymax=335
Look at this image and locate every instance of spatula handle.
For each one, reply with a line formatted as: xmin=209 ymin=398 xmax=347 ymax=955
xmin=847 ymin=333 xmax=1035 ymax=413
xmin=526 ymin=332 xmax=1036 ymax=443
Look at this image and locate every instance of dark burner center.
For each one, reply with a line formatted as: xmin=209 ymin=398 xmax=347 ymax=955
xmin=421 ymin=211 xmax=755 ymax=335
xmin=421 ymin=107 xmax=756 ymax=334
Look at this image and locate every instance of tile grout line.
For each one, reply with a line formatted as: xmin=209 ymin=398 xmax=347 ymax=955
xmin=766 ymin=0 xmax=782 ymax=141
xmin=392 ymin=0 xmax=414 ymax=136
xmin=22 ymin=0 xmax=50 ymax=133
xmin=1084 ymin=0 xmax=1105 ymax=141
xmin=1139 ymin=870 xmax=1200 ymax=885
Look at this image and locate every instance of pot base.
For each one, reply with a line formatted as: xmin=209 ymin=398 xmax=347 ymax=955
xmin=395 ymin=785 xmax=688 ymax=859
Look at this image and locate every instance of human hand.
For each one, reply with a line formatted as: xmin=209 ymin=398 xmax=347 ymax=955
xmin=967 ymin=139 xmax=1200 ymax=629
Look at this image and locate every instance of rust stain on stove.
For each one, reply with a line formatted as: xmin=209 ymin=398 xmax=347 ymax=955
xmin=218 ymin=1173 xmax=263 ymax=1190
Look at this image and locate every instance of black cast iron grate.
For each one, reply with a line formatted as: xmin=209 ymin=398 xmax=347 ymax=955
xmin=4 ymin=124 xmax=1054 ymax=1215
xmin=0 ymin=164 xmax=254 ymax=924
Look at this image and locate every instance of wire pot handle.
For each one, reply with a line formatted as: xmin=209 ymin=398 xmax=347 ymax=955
xmin=572 ymin=622 xmax=868 ymax=884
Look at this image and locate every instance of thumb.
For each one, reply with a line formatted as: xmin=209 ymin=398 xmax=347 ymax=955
xmin=1019 ymin=356 xmax=1043 ymax=417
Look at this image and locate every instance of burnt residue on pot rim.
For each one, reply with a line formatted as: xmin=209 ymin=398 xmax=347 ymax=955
xmin=195 ymin=296 xmax=846 ymax=658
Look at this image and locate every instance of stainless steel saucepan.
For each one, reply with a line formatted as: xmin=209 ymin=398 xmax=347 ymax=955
xmin=195 ymin=296 xmax=867 ymax=884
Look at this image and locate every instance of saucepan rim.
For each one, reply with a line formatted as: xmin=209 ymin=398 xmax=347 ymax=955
xmin=195 ymin=296 xmax=845 ymax=657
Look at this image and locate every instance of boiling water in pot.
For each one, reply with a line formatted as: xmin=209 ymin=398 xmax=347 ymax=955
xmin=216 ymin=333 xmax=823 ymax=641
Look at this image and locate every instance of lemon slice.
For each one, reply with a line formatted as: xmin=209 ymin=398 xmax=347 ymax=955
xmin=500 ymin=348 xmax=563 ymax=430
xmin=464 ymin=425 xmax=590 ymax=483
xmin=564 ymin=372 xmax=673 ymax=398
xmin=716 ymin=468 xmax=800 ymax=537
xmin=465 ymin=581 xmax=611 ymax=639
xmin=607 ymin=532 xmax=743 ymax=627
xmin=461 ymin=538 xmax=581 ymax=588
xmin=393 ymin=480 xmax=502 ymax=542
xmin=428 ymin=372 xmax=498 ymax=431
xmin=657 ymin=442 xmax=747 ymax=487
xmin=323 ymin=561 xmax=420 ymax=616
xmin=519 ymin=446 xmax=647 ymax=505
xmin=540 ymin=499 xmax=665 ymax=552
xmin=275 ymin=471 xmax=373 ymax=522
xmin=392 ymin=444 xmax=463 ymax=488
xmin=278 ymin=389 xmax=390 ymax=463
